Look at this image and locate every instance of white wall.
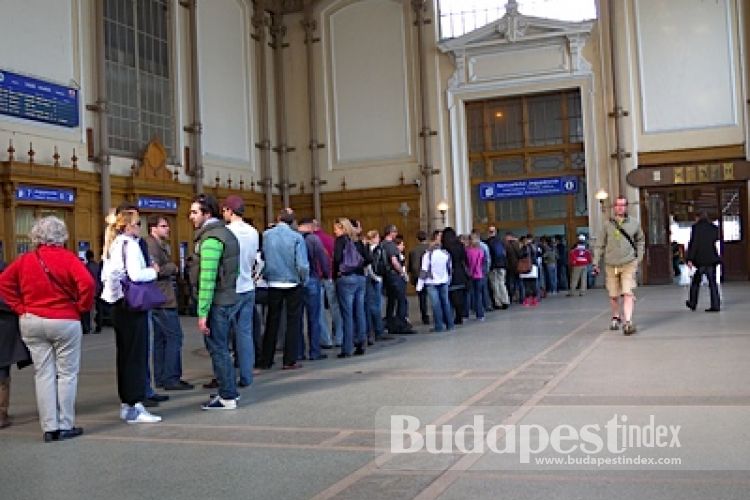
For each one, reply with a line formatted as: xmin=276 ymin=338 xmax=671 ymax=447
xmin=323 ymin=0 xmax=415 ymax=167
xmin=0 ymin=0 xmax=85 ymax=166
xmin=197 ymin=0 xmax=254 ymax=174
xmin=631 ymin=0 xmax=745 ymax=150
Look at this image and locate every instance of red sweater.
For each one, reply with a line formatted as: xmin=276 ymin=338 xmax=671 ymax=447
xmin=0 ymin=245 xmax=95 ymax=320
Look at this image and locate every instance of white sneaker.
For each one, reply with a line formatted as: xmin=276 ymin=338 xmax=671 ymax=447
xmin=125 ymin=403 xmax=162 ymax=423
xmin=202 ymin=395 xmax=237 ymax=410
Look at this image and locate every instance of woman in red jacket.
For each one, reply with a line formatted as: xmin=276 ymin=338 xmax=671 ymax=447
xmin=0 ymin=216 xmax=95 ymax=442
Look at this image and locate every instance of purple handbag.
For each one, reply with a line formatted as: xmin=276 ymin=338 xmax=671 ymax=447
xmin=121 ymin=241 xmax=167 ymax=311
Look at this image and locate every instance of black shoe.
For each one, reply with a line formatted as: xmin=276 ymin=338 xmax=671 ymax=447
xmin=367 ymin=339 xmax=374 ymax=346
xmin=309 ymin=354 xmax=328 ymax=360
xmin=396 ymin=329 xmax=417 ymax=335
xmin=43 ymin=431 xmax=60 ymax=442
xmin=320 ymin=344 xmax=334 ymax=349
xmin=202 ymin=378 xmax=219 ymax=389
xmin=354 ymin=347 xmax=365 ymax=356
xmin=705 ymin=308 xmax=720 ymax=312
xmin=376 ymin=334 xmax=396 ymax=340
xmin=685 ymin=301 xmax=696 ymax=311
xmin=58 ymin=427 xmax=84 ymax=440
xmin=422 ymin=317 xmax=430 ymax=325
xmin=94 ymin=327 xmax=102 ymax=334
xmin=148 ymin=393 xmax=169 ymax=402
xmin=500 ymin=304 xmax=509 ymax=310
xmin=163 ymin=381 xmax=194 ymax=391
xmin=142 ymin=399 xmax=159 ymax=408
xmin=238 ymin=380 xmax=251 ymax=388
xmin=82 ymin=330 xmax=90 ymax=335
xmin=337 ymin=353 xmax=351 ymax=358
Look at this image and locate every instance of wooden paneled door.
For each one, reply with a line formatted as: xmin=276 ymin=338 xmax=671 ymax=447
xmin=643 ymin=191 xmax=672 ymax=284
xmin=719 ymin=186 xmax=748 ymax=281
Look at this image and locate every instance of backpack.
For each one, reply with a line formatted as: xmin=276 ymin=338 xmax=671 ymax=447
xmin=371 ymin=244 xmax=388 ymax=277
xmin=489 ymin=237 xmax=507 ymax=269
xmin=340 ymin=238 xmax=364 ymax=274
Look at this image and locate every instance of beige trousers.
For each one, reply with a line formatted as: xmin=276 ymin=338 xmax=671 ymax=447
xmin=19 ymin=313 xmax=82 ymax=432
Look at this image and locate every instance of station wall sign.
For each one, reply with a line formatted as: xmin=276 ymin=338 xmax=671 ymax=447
xmin=479 ymin=176 xmax=579 ymax=201
xmin=0 ymin=69 xmax=79 ymax=128
xmin=16 ymin=185 xmax=75 ymax=205
xmin=137 ymin=196 xmax=178 ymax=212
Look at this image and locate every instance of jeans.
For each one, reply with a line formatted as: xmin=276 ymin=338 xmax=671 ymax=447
xmin=426 ymin=283 xmax=453 ymax=331
xmin=144 ymin=310 xmax=155 ymax=398
xmin=417 ymin=288 xmax=430 ymax=323
xmin=112 ymin=301 xmax=148 ymax=406
xmin=151 ymin=308 xmax=184 ymax=387
xmin=321 ymin=279 xmax=342 ymax=346
xmin=470 ymin=279 xmax=485 ymax=319
xmin=545 ymin=263 xmax=558 ymax=293
xmin=365 ymin=278 xmax=384 ymax=338
xmin=232 ymin=291 xmax=255 ymax=386
xmin=204 ymin=303 xmax=239 ymax=400
xmin=481 ymin=276 xmax=492 ymax=310
xmin=302 ymin=277 xmax=323 ymax=359
xmin=569 ymin=266 xmax=588 ymax=294
xmin=336 ymin=274 xmax=367 ymax=355
xmin=19 ymin=314 xmax=81 ymax=432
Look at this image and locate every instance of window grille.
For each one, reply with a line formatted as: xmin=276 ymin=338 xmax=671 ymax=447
xmin=104 ymin=0 xmax=174 ymax=157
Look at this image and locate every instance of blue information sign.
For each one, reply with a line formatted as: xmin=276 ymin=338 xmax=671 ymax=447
xmin=16 ymin=185 xmax=75 ymax=205
xmin=479 ymin=176 xmax=579 ymax=201
xmin=0 ymin=69 xmax=79 ymax=127
xmin=138 ymin=196 xmax=178 ymax=212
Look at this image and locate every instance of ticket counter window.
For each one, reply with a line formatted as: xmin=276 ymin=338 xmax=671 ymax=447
xmin=15 ymin=207 xmax=69 ymax=255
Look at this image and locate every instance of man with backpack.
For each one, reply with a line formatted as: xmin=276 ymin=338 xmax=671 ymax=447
xmin=568 ymin=235 xmax=593 ymax=296
xmin=487 ymin=226 xmax=510 ymax=309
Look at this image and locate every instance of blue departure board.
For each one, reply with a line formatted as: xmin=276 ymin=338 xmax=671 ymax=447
xmin=0 ymin=69 xmax=79 ymax=128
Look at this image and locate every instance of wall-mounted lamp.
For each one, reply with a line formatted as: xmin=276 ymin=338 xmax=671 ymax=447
xmin=437 ymin=200 xmax=449 ymax=226
xmin=595 ymin=188 xmax=609 ymax=213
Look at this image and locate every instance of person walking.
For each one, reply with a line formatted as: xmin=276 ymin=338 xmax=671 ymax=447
xmin=685 ymin=212 xmax=721 ymax=312
xmin=593 ymin=196 xmax=645 ymax=335
xmin=0 ymin=216 xmax=95 ymax=440
xmin=408 ymin=230 xmax=430 ymax=325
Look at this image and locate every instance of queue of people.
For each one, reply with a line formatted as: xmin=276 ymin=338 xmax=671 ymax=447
xmin=1 ymin=192 xmax=703 ymax=443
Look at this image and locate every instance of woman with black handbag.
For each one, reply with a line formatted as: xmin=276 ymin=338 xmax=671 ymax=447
xmin=441 ymin=227 xmax=469 ymax=326
xmin=101 ymin=209 xmax=162 ymax=424
xmin=0 ymin=297 xmax=32 ymax=430
xmin=0 ymin=216 xmax=94 ymax=441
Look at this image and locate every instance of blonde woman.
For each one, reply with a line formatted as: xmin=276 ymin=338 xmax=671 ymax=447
xmin=100 ymin=209 xmax=162 ymax=423
xmin=332 ymin=218 xmax=370 ymax=357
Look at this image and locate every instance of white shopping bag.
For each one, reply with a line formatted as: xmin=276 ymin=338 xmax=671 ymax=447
xmin=678 ymin=263 xmax=691 ymax=286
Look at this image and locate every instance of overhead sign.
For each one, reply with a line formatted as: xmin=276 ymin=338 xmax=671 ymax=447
xmin=0 ymin=69 xmax=79 ymax=128
xmin=138 ymin=196 xmax=178 ymax=212
xmin=16 ymin=185 xmax=75 ymax=205
xmin=479 ymin=176 xmax=579 ymax=201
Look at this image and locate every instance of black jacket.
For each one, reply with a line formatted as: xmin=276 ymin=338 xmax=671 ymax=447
xmin=0 ymin=299 xmax=31 ymax=371
xmin=686 ymin=219 xmax=721 ymax=267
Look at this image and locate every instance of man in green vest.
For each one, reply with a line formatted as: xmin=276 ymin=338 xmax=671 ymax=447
xmin=188 ymin=194 xmax=240 ymax=409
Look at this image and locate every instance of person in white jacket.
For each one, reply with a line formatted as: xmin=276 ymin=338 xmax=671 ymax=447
xmin=416 ymin=231 xmax=453 ymax=332
xmin=101 ymin=209 xmax=162 ymax=424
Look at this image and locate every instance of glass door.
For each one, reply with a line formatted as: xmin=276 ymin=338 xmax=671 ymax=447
xmin=719 ymin=186 xmax=748 ymax=280
xmin=643 ymin=191 xmax=672 ymax=284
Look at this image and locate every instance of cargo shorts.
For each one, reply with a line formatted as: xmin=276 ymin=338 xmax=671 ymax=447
xmin=605 ymin=260 xmax=638 ymax=297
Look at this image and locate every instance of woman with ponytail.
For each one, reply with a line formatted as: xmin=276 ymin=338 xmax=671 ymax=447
xmin=100 ymin=209 xmax=162 ymax=424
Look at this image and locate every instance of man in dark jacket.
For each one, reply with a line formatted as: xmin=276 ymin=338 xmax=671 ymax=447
xmin=685 ymin=212 xmax=721 ymax=312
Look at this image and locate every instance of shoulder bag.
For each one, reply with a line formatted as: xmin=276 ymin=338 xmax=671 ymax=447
xmin=120 ymin=240 xmax=167 ymax=311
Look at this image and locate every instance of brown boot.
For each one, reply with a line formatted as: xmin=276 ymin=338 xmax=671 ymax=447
xmin=0 ymin=378 xmax=11 ymax=428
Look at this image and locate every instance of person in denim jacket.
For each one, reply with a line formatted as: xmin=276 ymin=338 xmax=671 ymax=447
xmin=258 ymin=209 xmax=309 ymax=370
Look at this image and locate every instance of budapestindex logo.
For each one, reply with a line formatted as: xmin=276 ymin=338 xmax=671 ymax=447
xmin=391 ymin=414 xmax=681 ymax=464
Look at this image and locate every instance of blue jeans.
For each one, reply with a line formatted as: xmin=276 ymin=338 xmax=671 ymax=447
xmin=151 ymin=308 xmax=184 ymax=387
xmin=426 ymin=283 xmax=453 ymax=331
xmin=545 ymin=264 xmax=558 ymax=293
xmin=232 ymin=291 xmax=255 ymax=386
xmin=336 ymin=274 xmax=366 ymax=355
xmin=365 ymin=278 xmax=384 ymax=338
xmin=204 ymin=303 xmax=238 ymax=400
xmin=321 ymin=279 xmax=342 ymax=346
xmin=302 ymin=277 xmax=323 ymax=359
xmin=480 ymin=276 xmax=491 ymax=310
xmin=471 ymin=278 xmax=485 ymax=319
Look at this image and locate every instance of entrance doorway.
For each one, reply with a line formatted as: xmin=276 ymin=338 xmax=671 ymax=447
xmin=641 ymin=184 xmax=748 ymax=284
